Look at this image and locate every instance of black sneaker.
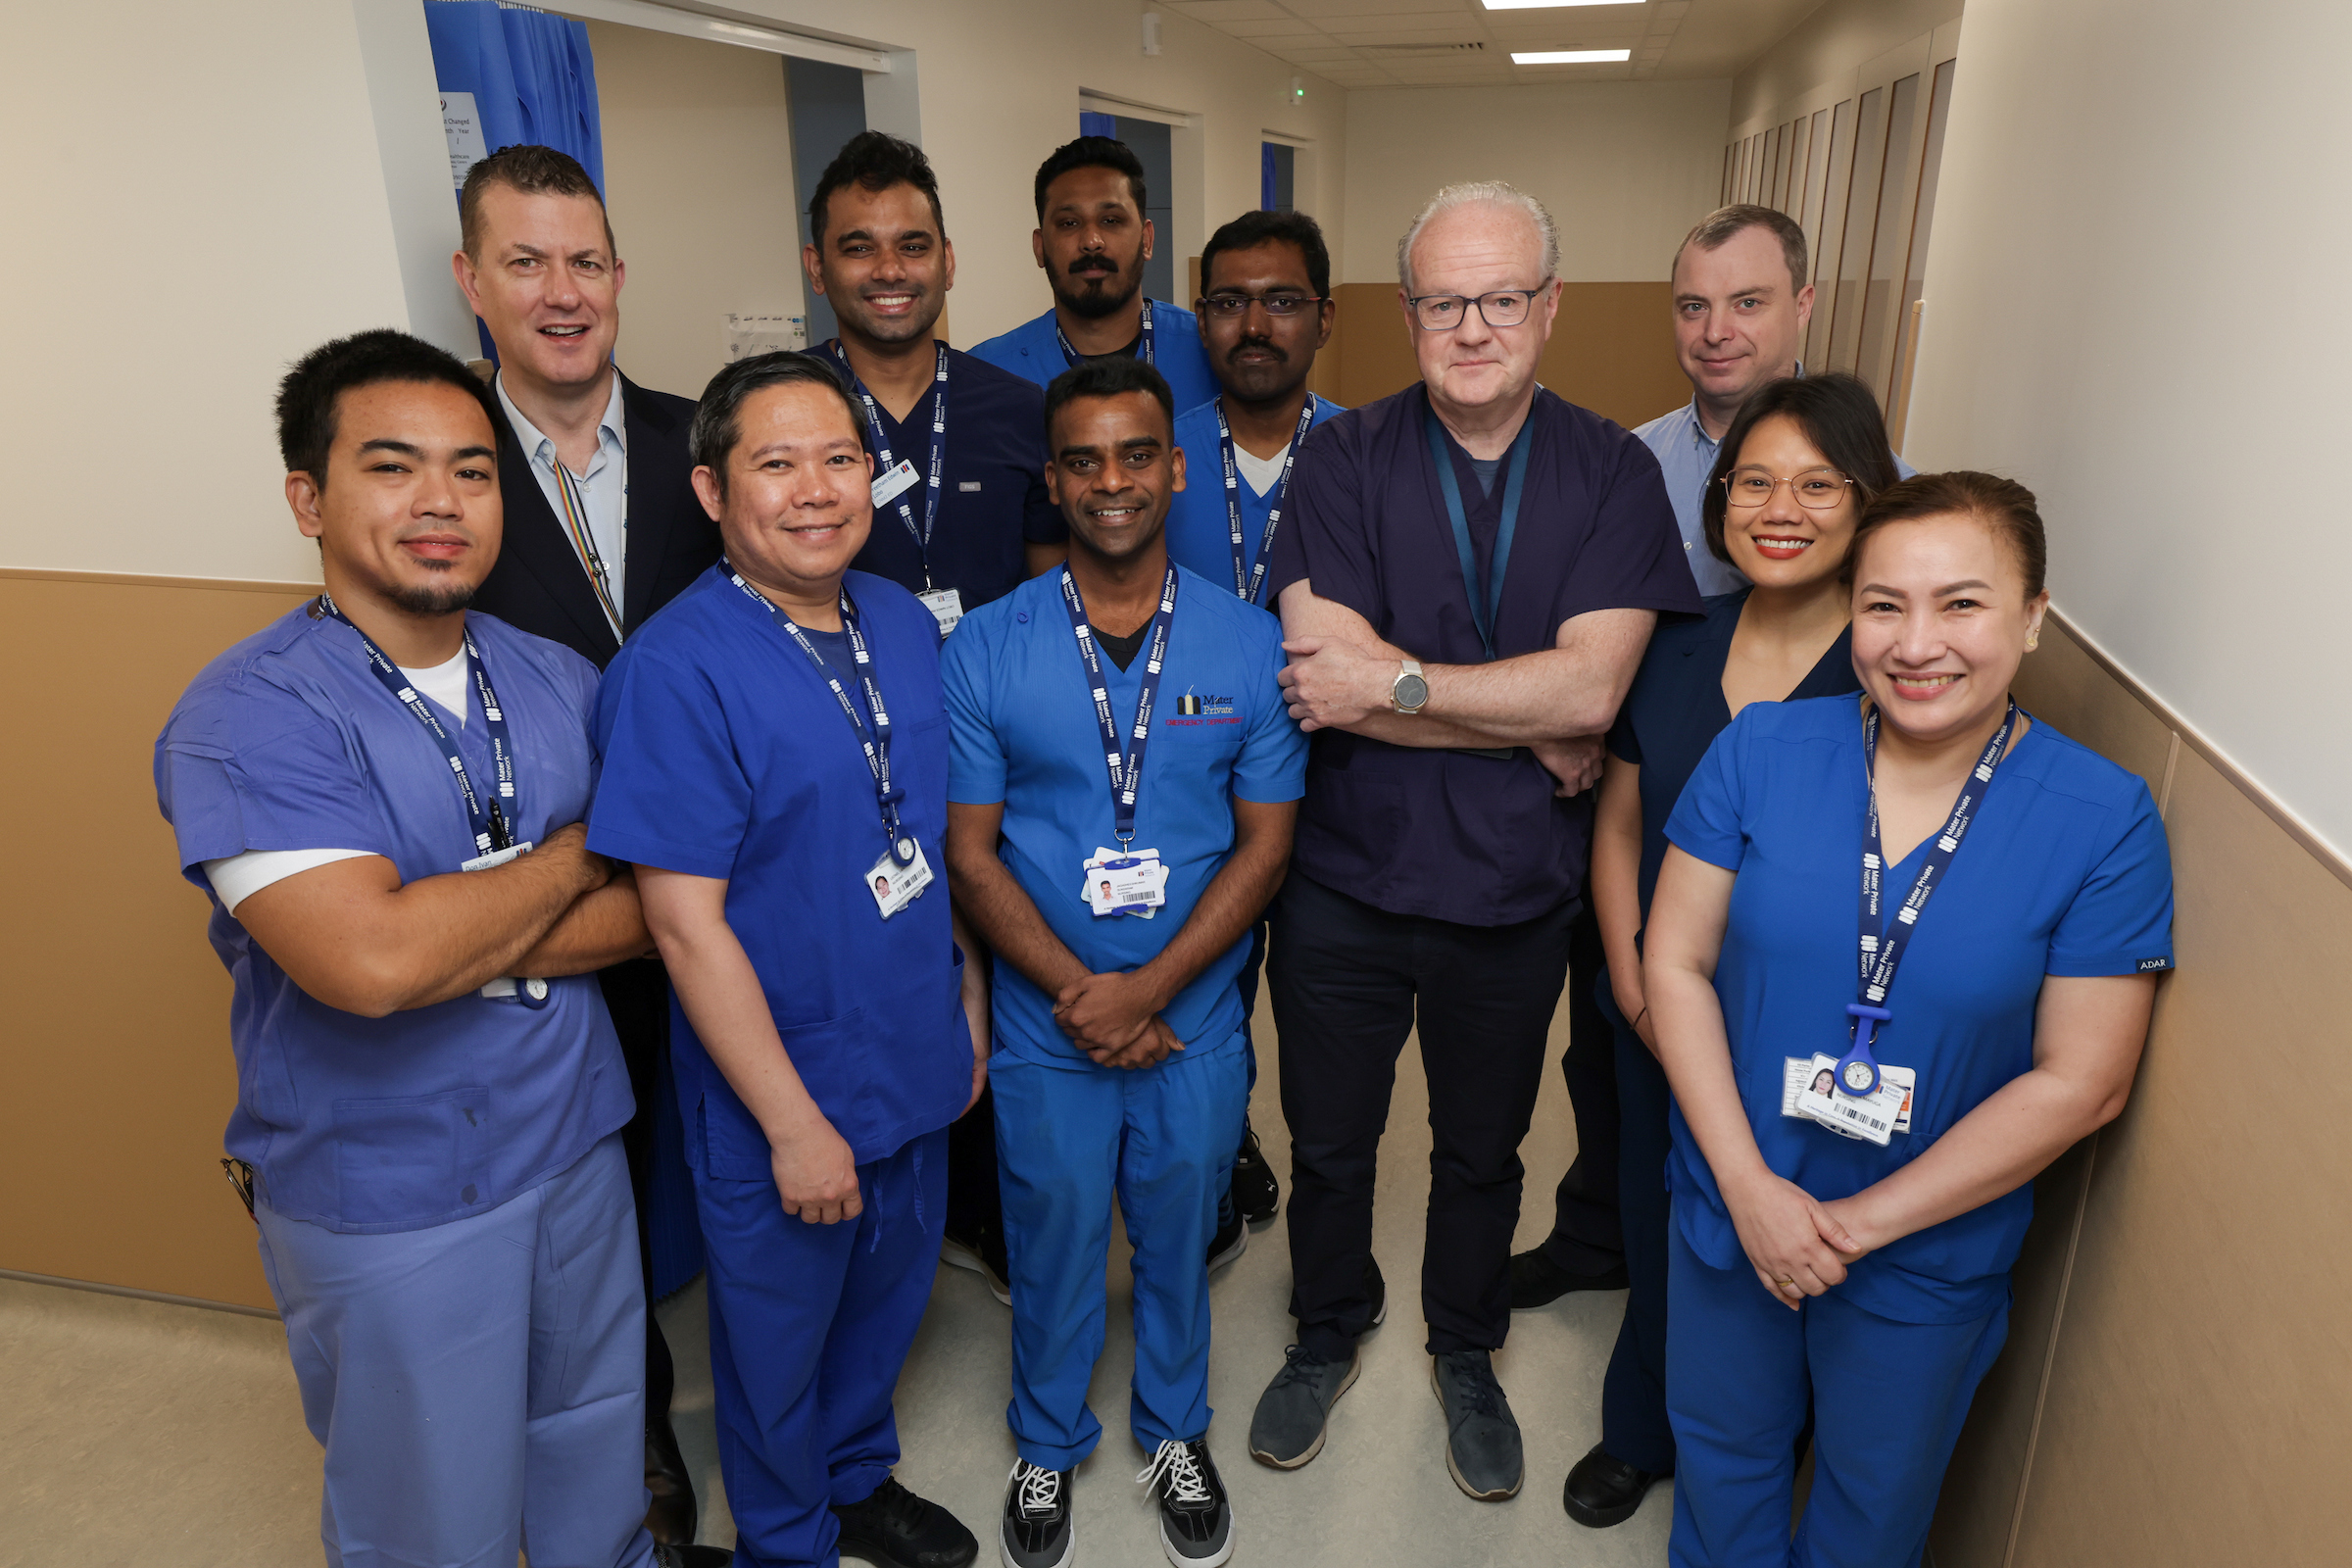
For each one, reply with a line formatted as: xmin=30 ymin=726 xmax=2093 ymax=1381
xmin=1205 ymin=1203 xmax=1249 ymax=1274
xmin=1137 ymin=1438 xmax=1233 ymax=1567
xmin=1430 ymin=1350 xmax=1523 ymax=1500
xmin=832 ymin=1475 xmax=978 ymax=1568
xmin=942 ymin=1226 xmax=1011 ymax=1306
xmin=1507 ymin=1248 xmax=1629 ymax=1310
xmin=999 ymin=1458 xmax=1073 ymax=1568
xmin=1229 ymin=1121 xmax=1279 ymax=1225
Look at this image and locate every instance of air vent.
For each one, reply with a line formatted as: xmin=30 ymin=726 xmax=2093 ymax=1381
xmin=1360 ymin=41 xmax=1486 ymax=57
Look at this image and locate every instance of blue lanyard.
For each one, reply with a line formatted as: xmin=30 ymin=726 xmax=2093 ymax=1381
xmin=1424 ymin=404 xmax=1534 ymax=662
xmin=731 ymin=570 xmax=915 ymax=865
xmin=826 ymin=340 xmax=950 ymax=589
xmin=1213 ymin=394 xmax=1317 ymax=605
xmin=318 ymin=596 xmax=517 ymax=859
xmin=1838 ymin=700 xmax=2019 ymax=1097
xmin=1056 ymin=297 xmax=1156 ymax=368
xmin=1058 ymin=563 xmax=1179 ymax=850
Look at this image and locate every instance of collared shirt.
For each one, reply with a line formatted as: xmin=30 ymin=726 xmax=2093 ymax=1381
xmin=942 ymin=565 xmax=1307 ymax=1063
xmin=1265 ymin=383 xmax=1703 ymax=927
xmin=843 ymin=343 xmax=1065 ymax=612
xmin=587 ymin=565 xmax=971 ymax=1171
xmin=967 ymin=300 xmax=1220 ymax=415
xmin=154 ymin=606 xmax=631 ymax=1234
xmin=1166 ymin=393 xmax=1348 ymax=603
xmin=498 ymin=370 xmax=629 ymax=620
xmin=1664 ymin=696 xmax=2173 ymax=1322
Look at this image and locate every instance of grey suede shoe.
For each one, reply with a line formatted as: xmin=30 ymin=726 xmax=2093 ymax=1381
xmin=1430 ymin=1350 xmax=1524 ymax=1500
xmin=1248 ymin=1346 xmax=1361 ymax=1469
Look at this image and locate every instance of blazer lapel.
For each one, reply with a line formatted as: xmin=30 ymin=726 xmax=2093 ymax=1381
xmin=618 ymin=371 xmax=683 ymax=635
xmin=494 ymin=411 xmax=622 ymax=662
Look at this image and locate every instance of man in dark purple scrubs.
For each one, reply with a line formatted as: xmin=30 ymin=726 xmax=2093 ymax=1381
xmin=1246 ymin=181 xmax=1701 ymax=1503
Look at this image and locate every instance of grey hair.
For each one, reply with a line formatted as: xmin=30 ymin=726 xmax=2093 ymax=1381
xmin=1396 ymin=180 xmax=1561 ymax=293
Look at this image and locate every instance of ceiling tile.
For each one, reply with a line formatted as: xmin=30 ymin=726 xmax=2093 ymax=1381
xmin=1211 ymin=21 xmax=1335 ymax=37
xmin=1278 ymin=0 xmax=1482 ymax=17
xmin=1160 ymin=0 xmax=1293 ymax=20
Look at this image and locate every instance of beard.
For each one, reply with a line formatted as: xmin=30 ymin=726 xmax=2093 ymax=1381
xmin=384 ymin=575 xmax=477 ymax=616
xmin=1054 ymin=257 xmax=1142 ymax=320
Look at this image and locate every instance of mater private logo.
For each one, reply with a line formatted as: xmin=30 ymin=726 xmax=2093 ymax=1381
xmin=1168 ymin=690 xmax=1240 ymax=726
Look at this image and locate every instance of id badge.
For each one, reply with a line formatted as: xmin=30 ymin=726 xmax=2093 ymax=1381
xmin=871 ymin=458 xmax=922 ymax=508
xmin=1790 ymin=1052 xmax=1914 ymax=1147
xmin=868 ymin=839 xmax=936 ymax=919
xmin=918 ymin=587 xmax=965 ymax=636
xmin=1081 ymin=846 xmax=1166 ymax=918
xmin=461 ymin=840 xmax=533 ymax=873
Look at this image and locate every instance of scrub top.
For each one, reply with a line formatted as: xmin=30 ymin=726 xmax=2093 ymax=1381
xmin=154 ymin=605 xmax=632 ymax=1234
xmin=588 ymin=565 xmax=972 ymax=1174
xmin=1610 ymin=588 xmax=1858 ymax=915
xmin=942 ymin=564 xmax=1307 ymax=1065
xmin=1165 ymin=393 xmax=1347 ymax=604
xmin=1663 ymin=695 xmax=2175 ymax=1323
xmin=839 ymin=342 xmax=1066 ymax=612
xmin=967 ymin=300 xmax=1219 ymax=416
xmin=1264 ymin=382 xmax=1703 ymax=927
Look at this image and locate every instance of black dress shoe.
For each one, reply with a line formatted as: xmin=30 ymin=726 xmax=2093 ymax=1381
xmin=832 ymin=1474 xmax=979 ymax=1568
xmin=1507 ymin=1249 xmax=1629 ymax=1310
xmin=1562 ymin=1443 xmax=1665 ymax=1528
xmin=644 ymin=1416 xmax=697 ymax=1545
xmin=654 ymin=1545 xmax=731 ymax=1568
xmin=1231 ymin=1119 xmax=1280 ymax=1225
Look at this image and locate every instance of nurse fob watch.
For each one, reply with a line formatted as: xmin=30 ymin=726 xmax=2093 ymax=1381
xmin=1391 ymin=658 xmax=1429 ymax=714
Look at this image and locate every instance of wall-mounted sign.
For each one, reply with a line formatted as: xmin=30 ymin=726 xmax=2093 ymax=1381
xmin=441 ymin=92 xmax=487 ymax=191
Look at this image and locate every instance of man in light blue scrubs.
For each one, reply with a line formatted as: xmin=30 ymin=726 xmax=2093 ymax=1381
xmin=590 ymin=353 xmax=984 ymax=1568
xmin=944 ymin=358 xmax=1304 ymax=1568
xmin=155 ymin=331 xmax=715 ymax=1568
xmin=968 ymin=135 xmax=1216 ymax=415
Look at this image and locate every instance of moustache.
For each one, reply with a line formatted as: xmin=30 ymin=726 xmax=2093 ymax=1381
xmin=1067 ymin=257 xmax=1120 ymax=279
xmin=1227 ymin=339 xmax=1287 ymax=365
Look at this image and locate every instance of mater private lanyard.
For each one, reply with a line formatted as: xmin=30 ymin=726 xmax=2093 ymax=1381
xmin=1838 ymin=700 xmax=2020 ymax=1097
xmin=1213 ymin=394 xmax=1317 ymax=606
xmin=1056 ymin=297 xmax=1158 ymax=368
xmin=826 ymin=340 xmax=950 ymax=591
xmin=1425 ymin=405 xmax=1534 ymax=662
xmin=1058 ymin=562 xmax=1179 ymax=853
xmin=731 ymin=570 xmax=917 ymax=867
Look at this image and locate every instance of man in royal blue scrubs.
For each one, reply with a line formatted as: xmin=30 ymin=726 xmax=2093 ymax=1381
xmin=943 ymin=358 xmax=1305 ymax=1568
xmin=155 ymin=331 xmax=721 ymax=1568
xmin=589 ymin=353 xmax=985 ymax=1568
xmin=1164 ymin=206 xmax=1346 ymax=1234
xmin=968 ymin=135 xmax=1216 ymax=415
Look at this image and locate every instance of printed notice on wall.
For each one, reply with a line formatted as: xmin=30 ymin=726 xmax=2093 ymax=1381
xmin=441 ymin=93 xmax=487 ymax=191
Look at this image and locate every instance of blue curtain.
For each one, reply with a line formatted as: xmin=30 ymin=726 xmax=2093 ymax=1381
xmin=425 ymin=1 xmax=605 ymax=190
xmin=1079 ymin=110 xmax=1118 ymax=140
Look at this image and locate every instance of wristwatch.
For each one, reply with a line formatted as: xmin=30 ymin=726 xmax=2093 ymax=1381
xmin=1390 ymin=658 xmax=1429 ymax=714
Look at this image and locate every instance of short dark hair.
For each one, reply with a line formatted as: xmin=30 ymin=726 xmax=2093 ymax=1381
xmin=1200 ymin=209 xmax=1332 ymax=301
xmin=809 ymin=130 xmax=947 ymax=248
xmin=1674 ymin=204 xmax=1809 ymax=296
xmin=274 ymin=329 xmax=500 ymax=488
xmin=1700 ymin=373 xmax=1900 ymax=564
xmin=1034 ymin=135 xmax=1148 ymax=223
xmin=460 ymin=144 xmax=614 ymax=260
xmin=690 ymin=352 xmax=867 ymax=495
xmin=1848 ymin=471 xmax=2049 ymax=599
xmin=1044 ymin=357 xmax=1175 ymax=447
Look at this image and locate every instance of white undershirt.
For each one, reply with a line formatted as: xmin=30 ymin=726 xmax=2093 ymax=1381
xmin=1233 ymin=443 xmax=1288 ymax=497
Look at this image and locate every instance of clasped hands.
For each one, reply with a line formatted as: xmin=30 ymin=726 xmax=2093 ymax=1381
xmin=1724 ymin=1166 xmax=1879 ymax=1310
xmin=1053 ymin=968 xmax=1183 ymax=1070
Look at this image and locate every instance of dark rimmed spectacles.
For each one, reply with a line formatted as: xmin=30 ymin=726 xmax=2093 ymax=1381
xmin=1720 ymin=466 xmax=1855 ymax=510
xmin=1198 ymin=291 xmax=1325 ymax=318
xmin=1406 ymin=281 xmax=1552 ymax=331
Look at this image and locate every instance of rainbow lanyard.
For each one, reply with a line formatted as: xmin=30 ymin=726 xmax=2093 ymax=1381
xmin=550 ymin=454 xmax=623 ymax=641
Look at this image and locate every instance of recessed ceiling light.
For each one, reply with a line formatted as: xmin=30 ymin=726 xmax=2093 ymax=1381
xmin=1486 ymin=2 xmax=1642 ymax=9
xmin=1510 ymin=48 xmax=1635 ymax=63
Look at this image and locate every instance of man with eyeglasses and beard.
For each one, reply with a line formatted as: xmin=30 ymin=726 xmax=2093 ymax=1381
xmin=970 ymin=135 xmax=1217 ymax=416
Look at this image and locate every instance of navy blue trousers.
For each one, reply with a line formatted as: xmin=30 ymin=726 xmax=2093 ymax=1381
xmin=1598 ymin=976 xmax=1678 ymax=1474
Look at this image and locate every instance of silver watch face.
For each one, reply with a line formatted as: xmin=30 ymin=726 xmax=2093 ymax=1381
xmin=1394 ymin=673 xmax=1430 ymax=710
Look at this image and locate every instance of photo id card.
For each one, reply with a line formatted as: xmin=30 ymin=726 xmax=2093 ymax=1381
xmin=918 ymin=587 xmax=965 ymax=636
xmin=1789 ymin=1052 xmax=1916 ymax=1147
xmin=871 ymin=458 xmax=922 ymax=508
xmin=1081 ymin=846 xmax=1165 ymax=918
xmin=868 ymin=839 xmax=936 ymax=919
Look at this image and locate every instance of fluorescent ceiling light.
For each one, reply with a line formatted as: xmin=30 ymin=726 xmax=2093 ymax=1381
xmin=1486 ymin=2 xmax=1642 ymax=9
xmin=1511 ymin=48 xmax=1635 ymax=63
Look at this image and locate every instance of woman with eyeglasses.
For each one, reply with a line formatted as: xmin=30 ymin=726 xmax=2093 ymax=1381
xmin=1642 ymin=468 xmax=2172 ymax=1565
xmin=1564 ymin=372 xmax=1897 ymax=1531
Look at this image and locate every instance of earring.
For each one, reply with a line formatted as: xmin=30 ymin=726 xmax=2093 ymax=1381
xmin=2026 ymin=629 xmax=2041 ymax=651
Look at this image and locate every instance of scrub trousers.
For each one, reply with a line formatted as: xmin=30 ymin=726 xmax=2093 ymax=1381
xmin=1598 ymin=976 xmax=1677 ymax=1474
xmin=1268 ymin=871 xmax=1575 ymax=1360
xmin=993 ymin=1036 xmax=1250 ymax=1469
xmin=1664 ymin=1222 xmax=2009 ymax=1568
xmin=253 ymin=1133 xmax=655 ymax=1568
xmin=697 ymin=1126 xmax=949 ymax=1568
xmin=1533 ymin=906 xmax=1624 ymax=1277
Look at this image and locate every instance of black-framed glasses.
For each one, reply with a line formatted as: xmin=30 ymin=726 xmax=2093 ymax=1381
xmin=1406 ymin=280 xmax=1552 ymax=331
xmin=1720 ymin=466 xmax=1856 ymax=510
xmin=1197 ymin=291 xmax=1325 ymax=318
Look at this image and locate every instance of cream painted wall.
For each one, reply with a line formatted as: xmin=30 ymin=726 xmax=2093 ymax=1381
xmin=1337 ymin=80 xmax=1731 ymax=286
xmin=1902 ymin=0 xmax=2352 ymax=858
xmin=0 ymin=0 xmax=420 ymax=585
xmin=1730 ymin=0 xmax=1964 ymax=132
xmin=586 ymin=22 xmax=807 ymax=401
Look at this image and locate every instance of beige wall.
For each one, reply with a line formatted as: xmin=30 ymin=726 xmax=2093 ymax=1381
xmin=1730 ymin=0 xmax=1966 ymax=132
xmin=1338 ymin=80 xmax=1731 ymax=285
xmin=586 ymin=22 xmax=807 ymax=402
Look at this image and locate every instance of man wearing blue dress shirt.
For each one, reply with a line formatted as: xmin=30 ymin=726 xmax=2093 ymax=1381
xmin=969 ymin=135 xmax=1217 ymax=416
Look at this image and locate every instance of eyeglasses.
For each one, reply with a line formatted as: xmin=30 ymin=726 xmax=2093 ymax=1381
xmin=1720 ymin=466 xmax=1856 ymax=510
xmin=1198 ymin=291 xmax=1325 ymax=318
xmin=1406 ymin=281 xmax=1552 ymax=332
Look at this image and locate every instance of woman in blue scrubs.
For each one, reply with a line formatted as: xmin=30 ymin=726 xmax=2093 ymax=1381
xmin=1644 ymin=471 xmax=2174 ymax=1567
xmin=1564 ymin=373 xmax=1900 ymax=1529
